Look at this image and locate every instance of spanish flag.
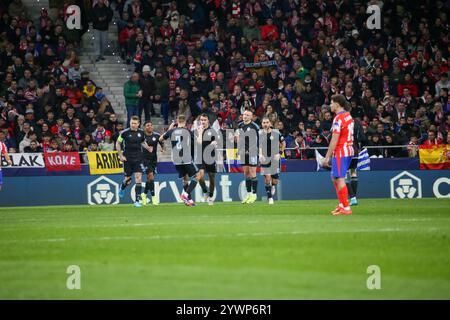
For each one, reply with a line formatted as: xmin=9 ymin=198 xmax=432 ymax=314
xmin=419 ymin=144 xmax=450 ymax=170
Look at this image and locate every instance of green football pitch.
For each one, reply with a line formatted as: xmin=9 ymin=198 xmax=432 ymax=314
xmin=0 ymin=199 xmax=449 ymax=299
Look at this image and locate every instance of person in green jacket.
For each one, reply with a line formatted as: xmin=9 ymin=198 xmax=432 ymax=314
xmin=124 ymin=73 xmax=142 ymax=126
xmin=243 ymin=17 xmax=262 ymax=42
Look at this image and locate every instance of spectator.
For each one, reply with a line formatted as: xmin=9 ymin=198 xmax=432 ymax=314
xmin=92 ymin=0 xmax=113 ymax=62
xmin=187 ymin=1 xmax=206 ymax=33
xmin=422 ymin=130 xmax=443 ymax=146
xmin=124 ymin=72 xmax=142 ymax=125
xmin=24 ymin=140 xmax=43 ymax=153
xmin=407 ymin=136 xmax=420 ymax=158
xmin=99 ymin=132 xmax=115 ymax=151
xmin=435 ymin=73 xmax=450 ymax=97
xmin=139 ymin=65 xmax=156 ymax=121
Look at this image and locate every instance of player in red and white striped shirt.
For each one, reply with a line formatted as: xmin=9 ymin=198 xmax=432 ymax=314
xmin=324 ymin=95 xmax=355 ymax=215
xmin=0 ymin=141 xmax=13 ymax=191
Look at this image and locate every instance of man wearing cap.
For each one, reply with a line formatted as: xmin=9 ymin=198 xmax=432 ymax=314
xmin=139 ymin=65 xmax=156 ymax=122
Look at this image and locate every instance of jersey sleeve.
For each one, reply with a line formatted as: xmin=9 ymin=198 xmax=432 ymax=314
xmin=116 ymin=132 xmax=124 ymax=143
xmin=332 ymin=116 xmax=342 ymax=134
xmin=162 ymin=129 xmax=172 ymax=140
xmin=0 ymin=142 xmax=7 ymax=155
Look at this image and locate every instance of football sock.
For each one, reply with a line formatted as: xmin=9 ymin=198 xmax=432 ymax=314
xmin=135 ymin=183 xmax=142 ymax=201
xmin=144 ymin=180 xmax=155 ymax=196
xmin=346 ymin=181 xmax=354 ymax=198
xmin=245 ymin=178 xmax=252 ymax=193
xmin=186 ymin=179 xmax=198 ymax=199
xmin=334 ymin=181 xmax=344 ymax=205
xmin=199 ymin=179 xmax=208 ymax=194
xmin=251 ymin=177 xmax=258 ymax=194
xmin=120 ymin=179 xmax=130 ymax=190
xmin=339 ymin=185 xmax=349 ymax=208
xmin=149 ymin=180 xmax=155 ymax=196
xmin=351 ymin=176 xmax=358 ymax=197
xmin=265 ymin=183 xmax=272 ymax=199
xmin=209 ymin=176 xmax=215 ymax=197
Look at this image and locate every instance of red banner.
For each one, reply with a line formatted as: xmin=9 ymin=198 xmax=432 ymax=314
xmin=44 ymin=152 xmax=81 ymax=171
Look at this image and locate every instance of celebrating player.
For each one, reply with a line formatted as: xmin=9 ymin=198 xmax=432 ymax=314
xmin=259 ymin=117 xmax=285 ymax=205
xmin=160 ymin=115 xmax=198 ymax=206
xmin=141 ymin=120 xmax=164 ymax=206
xmin=116 ymin=116 xmax=153 ymax=207
xmin=0 ymin=141 xmax=13 ymax=191
xmin=324 ymin=95 xmax=354 ymax=215
xmin=236 ymin=109 xmax=260 ymax=204
xmin=195 ymin=114 xmax=218 ymax=205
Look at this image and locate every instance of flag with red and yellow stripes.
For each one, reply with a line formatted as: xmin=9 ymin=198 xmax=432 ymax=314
xmin=419 ymin=144 xmax=450 ymax=170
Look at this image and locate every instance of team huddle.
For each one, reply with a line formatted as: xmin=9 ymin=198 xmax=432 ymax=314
xmin=115 ymin=94 xmax=357 ymax=215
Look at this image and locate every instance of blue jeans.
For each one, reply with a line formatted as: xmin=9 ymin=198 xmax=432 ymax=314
xmin=138 ymin=98 xmax=153 ymax=122
xmin=161 ymin=102 xmax=169 ymax=125
xmin=126 ymin=104 xmax=139 ymax=126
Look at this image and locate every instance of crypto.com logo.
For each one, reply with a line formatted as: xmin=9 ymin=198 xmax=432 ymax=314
xmin=87 ymin=176 xmax=119 ymax=205
xmin=390 ymin=171 xmax=422 ymax=199
xmin=66 ymin=5 xmax=81 ymax=30
xmin=366 ymin=4 xmax=381 ymax=30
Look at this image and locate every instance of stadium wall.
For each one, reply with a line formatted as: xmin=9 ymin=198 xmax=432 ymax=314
xmin=0 ymin=170 xmax=448 ymax=206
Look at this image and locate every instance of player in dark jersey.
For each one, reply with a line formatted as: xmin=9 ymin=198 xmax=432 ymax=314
xmin=159 ymin=115 xmax=199 ymax=206
xmin=141 ymin=120 xmax=164 ymax=206
xmin=259 ymin=117 xmax=286 ymax=205
xmin=195 ymin=113 xmax=219 ymax=205
xmin=235 ymin=109 xmax=260 ymax=204
xmin=116 ymin=116 xmax=153 ymax=207
xmin=346 ymin=118 xmax=366 ymax=206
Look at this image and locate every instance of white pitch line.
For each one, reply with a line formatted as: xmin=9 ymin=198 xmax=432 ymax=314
xmin=0 ymin=227 xmax=440 ymax=244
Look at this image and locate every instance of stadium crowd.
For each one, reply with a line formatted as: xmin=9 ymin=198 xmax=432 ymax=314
xmin=0 ymin=0 xmax=449 ymax=161
xmin=0 ymin=0 xmax=120 ymax=156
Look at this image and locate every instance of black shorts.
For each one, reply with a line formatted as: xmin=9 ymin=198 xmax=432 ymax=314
xmin=175 ymin=163 xmax=198 ymax=178
xmin=143 ymin=159 xmax=157 ymax=174
xmin=198 ymin=161 xmax=217 ymax=173
xmin=349 ymin=156 xmax=358 ymax=170
xmin=261 ymin=158 xmax=280 ymax=178
xmin=124 ymin=159 xmax=144 ymax=177
xmin=241 ymin=153 xmax=259 ymax=167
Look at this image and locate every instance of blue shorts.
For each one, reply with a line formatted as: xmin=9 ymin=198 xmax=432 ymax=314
xmin=331 ymin=156 xmax=353 ymax=178
xmin=0 ymin=170 xmax=3 ymax=185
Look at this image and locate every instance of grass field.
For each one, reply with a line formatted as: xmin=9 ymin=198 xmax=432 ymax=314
xmin=0 ymin=199 xmax=449 ymax=299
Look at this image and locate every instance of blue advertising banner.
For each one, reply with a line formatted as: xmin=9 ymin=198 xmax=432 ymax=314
xmin=1 ymin=158 xmax=421 ymax=177
xmin=0 ymin=170 xmax=448 ymax=207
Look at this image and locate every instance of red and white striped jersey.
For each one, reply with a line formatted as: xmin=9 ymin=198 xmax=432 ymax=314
xmin=232 ymin=1 xmax=241 ymax=18
xmin=0 ymin=141 xmax=7 ymax=170
xmin=331 ymin=111 xmax=354 ymax=158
